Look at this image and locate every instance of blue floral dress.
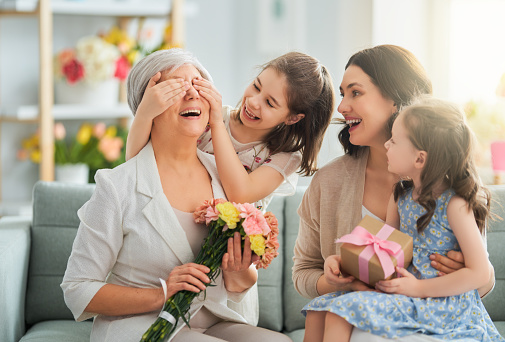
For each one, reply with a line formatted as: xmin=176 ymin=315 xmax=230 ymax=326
xmin=302 ymin=189 xmax=504 ymax=341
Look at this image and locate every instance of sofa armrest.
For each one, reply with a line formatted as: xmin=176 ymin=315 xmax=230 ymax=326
xmin=0 ymin=216 xmax=31 ymax=342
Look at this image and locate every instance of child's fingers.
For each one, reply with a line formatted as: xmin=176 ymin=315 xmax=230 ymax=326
xmin=375 ymin=279 xmax=398 ymax=293
xmin=147 ymin=72 xmax=162 ymax=88
xmin=395 ymin=266 xmax=413 ymax=278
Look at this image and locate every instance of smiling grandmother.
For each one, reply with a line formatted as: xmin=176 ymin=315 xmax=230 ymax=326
xmin=61 ymin=49 xmax=291 ymax=342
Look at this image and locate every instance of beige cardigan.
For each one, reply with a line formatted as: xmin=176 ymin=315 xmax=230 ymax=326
xmin=292 ymin=149 xmax=369 ymax=299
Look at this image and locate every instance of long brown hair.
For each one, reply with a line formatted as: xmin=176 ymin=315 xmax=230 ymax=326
xmin=393 ymin=96 xmax=490 ymax=232
xmin=233 ymin=52 xmax=335 ymax=176
xmin=338 ymin=45 xmax=433 ymax=158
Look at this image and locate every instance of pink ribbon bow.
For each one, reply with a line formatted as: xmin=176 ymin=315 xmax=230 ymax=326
xmin=336 ymin=224 xmax=404 ymax=284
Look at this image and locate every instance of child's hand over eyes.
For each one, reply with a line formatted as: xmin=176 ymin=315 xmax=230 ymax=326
xmin=193 ymin=77 xmax=223 ymax=128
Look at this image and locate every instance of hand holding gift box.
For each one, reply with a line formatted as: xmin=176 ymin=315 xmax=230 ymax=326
xmin=336 ymin=215 xmax=413 ymax=287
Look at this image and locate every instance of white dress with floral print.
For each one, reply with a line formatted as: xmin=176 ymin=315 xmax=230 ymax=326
xmin=197 ymin=106 xmax=301 ymax=211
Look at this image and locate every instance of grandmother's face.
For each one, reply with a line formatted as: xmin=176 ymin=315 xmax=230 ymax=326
xmin=154 ymin=64 xmax=210 ymax=139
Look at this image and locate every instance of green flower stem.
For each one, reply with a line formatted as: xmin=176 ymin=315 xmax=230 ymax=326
xmin=140 ymin=224 xmax=237 ymax=342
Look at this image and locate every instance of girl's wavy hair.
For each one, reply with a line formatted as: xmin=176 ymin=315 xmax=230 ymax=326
xmin=393 ymin=96 xmax=491 ymax=233
xmin=337 ymin=45 xmax=433 ymax=158
xmin=233 ymin=52 xmax=335 ymax=176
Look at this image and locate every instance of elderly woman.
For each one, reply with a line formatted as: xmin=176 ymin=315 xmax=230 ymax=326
xmin=61 ymin=49 xmax=290 ymax=342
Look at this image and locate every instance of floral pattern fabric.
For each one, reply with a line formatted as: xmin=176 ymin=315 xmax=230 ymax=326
xmin=198 ymin=106 xmax=301 ymax=211
xmin=302 ymin=189 xmax=504 ymax=341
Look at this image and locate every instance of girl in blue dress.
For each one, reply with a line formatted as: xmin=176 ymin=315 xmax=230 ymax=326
xmin=302 ymin=96 xmax=504 ymax=341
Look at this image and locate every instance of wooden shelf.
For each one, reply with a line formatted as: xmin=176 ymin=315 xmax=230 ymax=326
xmin=0 ymin=0 xmax=38 ymax=13
xmin=51 ymin=1 xmax=171 ymax=17
xmin=0 ymin=0 xmax=171 ymax=16
xmin=0 ymin=0 xmax=183 ymax=204
xmin=1 ymin=103 xmax=132 ymax=121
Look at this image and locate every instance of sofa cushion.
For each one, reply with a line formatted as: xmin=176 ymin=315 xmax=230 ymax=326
xmin=19 ymin=320 xmax=92 ymax=342
xmin=483 ymin=185 xmax=505 ymax=323
xmin=25 ymin=181 xmax=95 ymax=326
xmin=282 ymin=187 xmax=310 ymax=332
xmin=257 ymin=195 xmax=285 ymax=331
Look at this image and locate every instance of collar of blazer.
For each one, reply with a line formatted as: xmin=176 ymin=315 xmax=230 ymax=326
xmin=135 ymin=141 xmax=226 ymax=265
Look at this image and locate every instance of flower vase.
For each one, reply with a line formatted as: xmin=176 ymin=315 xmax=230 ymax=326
xmin=55 ymin=163 xmax=89 ymax=184
xmin=55 ymin=79 xmax=120 ymax=106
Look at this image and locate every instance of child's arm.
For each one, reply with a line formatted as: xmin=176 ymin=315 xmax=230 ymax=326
xmin=194 ymin=78 xmax=285 ymax=204
xmin=125 ymin=72 xmax=189 ymax=160
xmin=376 ymin=195 xmax=491 ymax=298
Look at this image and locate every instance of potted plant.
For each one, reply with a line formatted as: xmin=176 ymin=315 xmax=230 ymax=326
xmin=18 ymin=122 xmax=128 ymax=183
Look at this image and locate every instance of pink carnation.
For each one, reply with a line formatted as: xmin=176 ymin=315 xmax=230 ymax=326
xmin=236 ymin=202 xmax=257 ymax=219
xmin=205 ymin=205 xmax=219 ymax=224
xmin=265 ymin=234 xmax=279 ymax=250
xmin=256 ymin=248 xmax=279 ymax=269
xmin=264 ymin=212 xmax=279 ymax=238
xmin=193 ymin=198 xmax=227 ymax=225
xmin=242 ymin=210 xmax=270 ymax=236
xmin=193 ymin=203 xmax=209 ymax=224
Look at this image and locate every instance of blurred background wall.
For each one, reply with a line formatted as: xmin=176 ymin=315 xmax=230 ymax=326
xmin=1 ymin=0 xmax=504 ymax=210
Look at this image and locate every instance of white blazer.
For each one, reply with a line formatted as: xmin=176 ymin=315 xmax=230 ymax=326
xmin=61 ymin=142 xmax=258 ymax=342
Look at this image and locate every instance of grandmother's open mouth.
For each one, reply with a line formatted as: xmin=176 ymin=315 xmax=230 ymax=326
xmin=179 ymin=109 xmax=201 ymax=117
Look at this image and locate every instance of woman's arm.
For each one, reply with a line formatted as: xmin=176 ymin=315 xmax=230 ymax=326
xmin=429 ymin=245 xmax=495 ymax=298
xmin=86 ymin=262 xmax=211 ymax=316
xmin=125 ymin=73 xmax=189 ymax=160
xmin=376 ymin=196 xmax=491 ymax=298
xmin=195 ymin=78 xmax=286 ymax=204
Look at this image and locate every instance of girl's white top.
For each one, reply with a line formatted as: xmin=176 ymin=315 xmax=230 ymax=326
xmin=198 ymin=105 xmax=302 ymax=211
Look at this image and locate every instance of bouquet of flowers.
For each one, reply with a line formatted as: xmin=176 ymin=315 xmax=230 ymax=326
xmin=141 ymin=199 xmax=280 ymax=342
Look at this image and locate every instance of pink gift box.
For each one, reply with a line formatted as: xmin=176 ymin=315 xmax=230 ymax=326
xmin=336 ymin=215 xmax=413 ymax=287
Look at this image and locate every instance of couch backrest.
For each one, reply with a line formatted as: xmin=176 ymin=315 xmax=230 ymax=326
xmin=257 ymin=187 xmax=309 ymax=333
xmin=483 ymin=184 xmax=505 ymax=321
xmin=25 ymin=181 xmax=95 ymax=326
xmin=257 ymin=195 xmax=285 ymax=331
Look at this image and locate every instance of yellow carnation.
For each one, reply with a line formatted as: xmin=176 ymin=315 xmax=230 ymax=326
xmin=216 ymin=202 xmax=240 ymax=229
xmin=249 ymin=234 xmax=266 ymax=256
xmin=76 ymin=124 xmax=93 ymax=145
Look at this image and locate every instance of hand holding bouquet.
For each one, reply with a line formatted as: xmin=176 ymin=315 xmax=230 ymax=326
xmin=141 ymin=199 xmax=280 ymax=342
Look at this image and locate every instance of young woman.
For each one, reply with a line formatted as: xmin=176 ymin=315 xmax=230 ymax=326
xmin=126 ymin=51 xmax=335 ymax=211
xmin=292 ymin=45 xmax=495 ymax=342
xmin=302 ymin=96 xmax=503 ymax=341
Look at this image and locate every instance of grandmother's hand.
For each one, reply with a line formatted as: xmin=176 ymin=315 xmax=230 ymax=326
xmin=193 ymin=77 xmax=223 ymax=127
xmin=221 ymin=232 xmax=260 ymax=273
xmin=430 ymin=250 xmax=465 ymax=276
xmin=136 ymin=72 xmax=190 ymax=120
xmin=164 ymin=263 xmax=210 ymax=298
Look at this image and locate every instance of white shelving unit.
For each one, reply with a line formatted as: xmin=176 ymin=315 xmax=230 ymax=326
xmin=0 ymin=0 xmax=184 ymax=216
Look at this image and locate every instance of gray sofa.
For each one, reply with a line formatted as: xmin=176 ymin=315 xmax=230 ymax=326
xmin=0 ymin=181 xmax=504 ymax=342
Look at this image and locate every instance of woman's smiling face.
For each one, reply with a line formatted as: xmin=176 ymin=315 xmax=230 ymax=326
xmin=337 ymin=65 xmax=396 ymax=149
xmin=154 ymin=64 xmax=210 ymax=139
